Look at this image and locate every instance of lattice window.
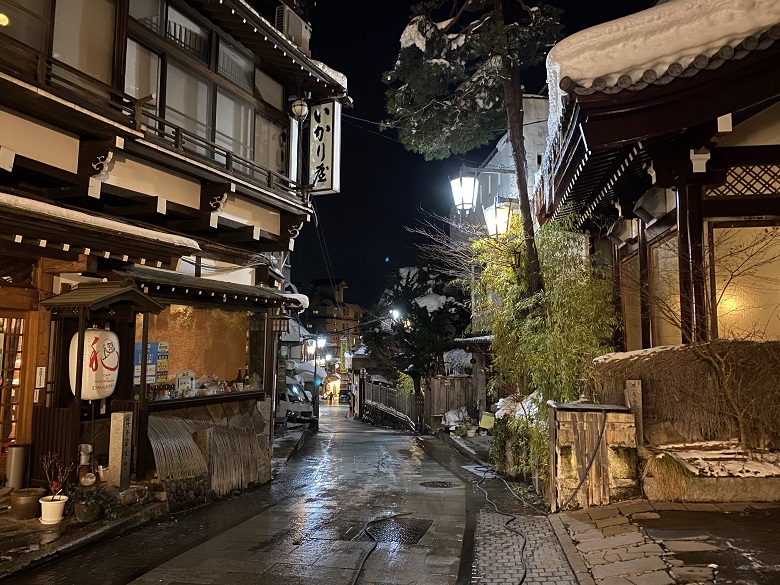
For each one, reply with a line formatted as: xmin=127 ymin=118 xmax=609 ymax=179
xmin=0 ymin=257 xmax=34 ymax=286
xmin=706 ymin=164 xmax=780 ymax=197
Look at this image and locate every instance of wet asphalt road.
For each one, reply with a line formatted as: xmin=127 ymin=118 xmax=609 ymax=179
xmin=0 ymin=405 xmax=494 ymax=584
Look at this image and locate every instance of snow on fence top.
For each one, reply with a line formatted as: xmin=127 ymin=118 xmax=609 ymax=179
xmin=546 ymin=0 xmax=780 ymax=140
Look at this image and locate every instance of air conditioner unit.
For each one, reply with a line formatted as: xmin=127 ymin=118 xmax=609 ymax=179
xmin=633 ymin=187 xmax=673 ymax=225
xmin=606 ymin=218 xmax=636 ymax=247
xmin=275 ymin=5 xmax=311 ymax=57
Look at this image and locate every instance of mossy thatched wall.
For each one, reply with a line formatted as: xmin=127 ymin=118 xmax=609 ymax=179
xmin=592 ymin=340 xmax=780 ymax=449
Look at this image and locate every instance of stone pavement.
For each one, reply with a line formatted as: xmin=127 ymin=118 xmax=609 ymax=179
xmin=0 ymin=421 xmax=311 ymax=579
xmin=555 ymin=499 xmax=780 ymax=585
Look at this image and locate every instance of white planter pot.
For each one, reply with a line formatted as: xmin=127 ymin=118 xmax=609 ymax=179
xmin=39 ymin=495 xmax=68 ymax=525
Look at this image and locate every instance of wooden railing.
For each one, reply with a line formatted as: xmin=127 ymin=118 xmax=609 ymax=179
xmin=0 ymin=34 xmax=307 ymax=206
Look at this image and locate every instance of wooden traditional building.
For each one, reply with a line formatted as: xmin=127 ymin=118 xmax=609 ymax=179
xmin=0 ymin=0 xmax=349 ymax=491
xmin=538 ymin=3 xmax=780 ymax=349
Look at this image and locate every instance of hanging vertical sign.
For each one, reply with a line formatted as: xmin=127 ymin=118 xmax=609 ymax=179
xmin=308 ymin=100 xmax=341 ymax=194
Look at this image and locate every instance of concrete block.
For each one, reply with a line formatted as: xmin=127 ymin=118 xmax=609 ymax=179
xmin=617 ymin=500 xmax=654 ymax=516
xmin=670 ymin=566 xmax=715 ymax=582
xmin=631 ymin=512 xmax=661 ymax=520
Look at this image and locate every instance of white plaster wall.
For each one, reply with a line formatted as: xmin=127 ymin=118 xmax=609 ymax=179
xmin=0 ymin=107 xmax=79 ymax=173
xmin=106 ymin=154 xmax=200 ymax=208
xmin=221 ymin=194 xmax=281 ymax=236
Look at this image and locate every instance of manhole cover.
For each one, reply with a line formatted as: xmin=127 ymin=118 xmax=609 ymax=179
xmin=353 ymin=517 xmax=433 ymax=544
xmin=419 ymin=481 xmax=458 ymax=488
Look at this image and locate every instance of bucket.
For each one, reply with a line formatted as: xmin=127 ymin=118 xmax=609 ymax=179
xmin=9 ymin=487 xmax=47 ymax=520
xmin=78 ymin=444 xmax=92 ymax=466
xmin=5 ymin=444 xmax=29 ymax=489
xmin=39 ymin=495 xmax=68 ymax=524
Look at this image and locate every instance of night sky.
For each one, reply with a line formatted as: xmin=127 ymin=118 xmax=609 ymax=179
xmin=290 ymin=0 xmax=654 ymax=309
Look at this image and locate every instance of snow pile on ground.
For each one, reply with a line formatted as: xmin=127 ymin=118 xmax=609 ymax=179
xmin=546 ymin=0 xmax=780 ymax=139
xmin=656 ymin=440 xmax=780 ymax=478
xmin=593 ymin=344 xmax=685 ymax=365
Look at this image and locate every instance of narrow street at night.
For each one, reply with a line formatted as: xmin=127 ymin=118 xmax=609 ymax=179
xmin=3 ymin=405 xmax=573 ymax=585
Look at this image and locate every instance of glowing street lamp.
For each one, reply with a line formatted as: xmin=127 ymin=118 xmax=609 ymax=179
xmin=483 ymin=196 xmax=514 ymax=238
xmin=449 ymin=175 xmax=477 ymax=212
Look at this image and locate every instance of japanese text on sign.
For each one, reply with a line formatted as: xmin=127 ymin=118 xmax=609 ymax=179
xmin=308 ymin=100 xmax=341 ymax=194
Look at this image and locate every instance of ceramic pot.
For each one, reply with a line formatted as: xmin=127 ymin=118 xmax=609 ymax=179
xmin=74 ymin=501 xmax=102 ymax=523
xmin=9 ymin=488 xmax=47 ymax=520
xmin=39 ymin=495 xmax=68 ymax=524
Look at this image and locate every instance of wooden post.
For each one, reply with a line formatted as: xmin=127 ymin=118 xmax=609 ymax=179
xmin=624 ymin=380 xmax=644 ymax=448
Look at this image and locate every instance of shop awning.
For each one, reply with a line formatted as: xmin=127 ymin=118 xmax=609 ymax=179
xmin=0 ymin=191 xmax=200 ymax=268
xmin=116 ymin=265 xmax=303 ymax=311
xmin=40 ymin=281 xmax=165 ymax=315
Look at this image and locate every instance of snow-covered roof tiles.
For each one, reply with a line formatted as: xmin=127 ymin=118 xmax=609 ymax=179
xmin=546 ymin=0 xmax=780 ymax=137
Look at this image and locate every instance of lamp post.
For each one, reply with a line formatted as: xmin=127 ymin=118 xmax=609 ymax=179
xmin=291 ymin=97 xmax=309 ymax=188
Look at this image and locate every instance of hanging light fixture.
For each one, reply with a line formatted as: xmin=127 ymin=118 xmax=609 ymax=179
xmin=449 ymin=174 xmax=477 ymax=212
xmin=291 ymin=97 xmax=308 ymax=121
xmin=483 ymin=196 xmax=513 ymax=237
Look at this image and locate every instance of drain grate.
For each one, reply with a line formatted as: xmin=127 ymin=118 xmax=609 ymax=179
xmin=353 ymin=517 xmax=433 ymax=544
xmin=420 ymin=481 xmax=459 ymax=488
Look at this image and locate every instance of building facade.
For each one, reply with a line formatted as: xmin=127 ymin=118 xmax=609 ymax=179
xmin=0 ymin=0 xmax=349 ymax=491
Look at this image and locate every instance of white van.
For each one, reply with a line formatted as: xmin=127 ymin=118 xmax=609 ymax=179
xmin=279 ymin=377 xmax=313 ymax=423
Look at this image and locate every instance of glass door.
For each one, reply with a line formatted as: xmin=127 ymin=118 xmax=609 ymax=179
xmin=0 ymin=317 xmax=23 ymax=447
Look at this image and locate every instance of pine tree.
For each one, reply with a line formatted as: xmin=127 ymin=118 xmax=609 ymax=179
xmin=361 ymin=264 xmax=471 ymax=395
xmin=383 ymin=0 xmax=562 ymax=295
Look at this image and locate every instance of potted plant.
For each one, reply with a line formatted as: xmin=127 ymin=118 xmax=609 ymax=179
xmin=39 ymin=452 xmax=75 ymax=525
xmin=69 ymin=484 xmax=119 ymax=522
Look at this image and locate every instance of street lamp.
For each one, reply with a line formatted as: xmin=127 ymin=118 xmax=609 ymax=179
xmin=291 ymin=97 xmax=308 ymax=122
xmin=483 ymin=196 xmax=514 ymax=237
xmin=449 ymin=175 xmax=477 ymax=212
xmin=291 ymin=97 xmax=309 ymax=191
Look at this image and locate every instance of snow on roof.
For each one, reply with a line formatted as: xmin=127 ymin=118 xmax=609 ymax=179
xmin=546 ymin=0 xmax=780 ymax=139
xmin=280 ymin=292 xmax=309 ymax=309
xmin=414 ymin=293 xmax=448 ymax=313
xmin=311 ymin=60 xmax=348 ymax=90
xmin=445 ymin=349 xmax=472 ymax=373
xmin=0 ymin=192 xmax=200 ymax=250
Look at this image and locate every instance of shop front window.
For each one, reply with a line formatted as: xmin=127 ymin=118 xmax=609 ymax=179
xmin=0 ymin=317 xmax=23 ymax=445
xmin=136 ymin=307 xmax=257 ymax=401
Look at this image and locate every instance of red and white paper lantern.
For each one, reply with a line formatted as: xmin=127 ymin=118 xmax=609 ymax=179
xmin=69 ymin=329 xmax=120 ymax=400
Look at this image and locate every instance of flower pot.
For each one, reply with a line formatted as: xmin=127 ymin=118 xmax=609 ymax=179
xmin=74 ymin=501 xmax=102 ymax=523
xmin=39 ymin=495 xmax=68 ymax=524
xmin=466 ymin=429 xmax=477 ymax=437
xmin=9 ymin=488 xmax=47 ymax=520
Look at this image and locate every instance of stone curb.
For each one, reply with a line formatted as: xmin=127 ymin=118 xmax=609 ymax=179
xmin=0 ymin=501 xmax=169 ymax=580
xmin=549 ymin=513 xmax=595 ymax=585
xmin=0 ymin=426 xmax=313 ymax=580
xmin=434 ymin=429 xmax=491 ymax=468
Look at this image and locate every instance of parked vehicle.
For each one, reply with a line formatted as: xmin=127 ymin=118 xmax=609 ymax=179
xmin=339 ymin=387 xmax=351 ymax=404
xmin=281 ymin=377 xmax=313 ymax=422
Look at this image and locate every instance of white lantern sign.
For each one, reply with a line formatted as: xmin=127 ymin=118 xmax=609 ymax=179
xmin=69 ymin=329 xmax=120 ymax=400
